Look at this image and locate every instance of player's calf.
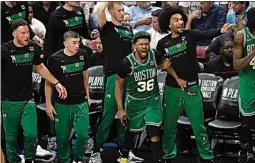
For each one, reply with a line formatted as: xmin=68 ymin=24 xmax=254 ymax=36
xmin=148 ymin=126 xmax=163 ymax=163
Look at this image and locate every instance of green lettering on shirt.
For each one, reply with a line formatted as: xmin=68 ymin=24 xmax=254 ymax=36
xmin=7 ymin=10 xmax=26 ymax=22
xmin=63 ymin=16 xmax=83 ymax=27
xmin=117 ymin=28 xmax=133 ymax=40
xmin=61 ymin=61 xmax=85 ymax=73
xmin=11 ymin=52 xmax=34 ymax=64
xmin=165 ymin=40 xmax=187 ymax=56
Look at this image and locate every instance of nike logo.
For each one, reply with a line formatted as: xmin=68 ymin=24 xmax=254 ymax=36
xmin=61 ymin=60 xmax=65 ymax=63
xmin=11 ymin=50 xmax=15 ymax=52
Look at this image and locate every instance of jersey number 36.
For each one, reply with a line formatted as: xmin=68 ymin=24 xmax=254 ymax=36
xmin=137 ymin=79 xmax=154 ymax=92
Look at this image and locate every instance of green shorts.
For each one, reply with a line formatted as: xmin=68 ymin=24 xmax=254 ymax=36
xmin=125 ymin=94 xmax=163 ymax=132
xmin=239 ymin=95 xmax=255 ymax=116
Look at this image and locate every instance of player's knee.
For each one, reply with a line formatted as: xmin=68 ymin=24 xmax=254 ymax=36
xmin=76 ymin=131 xmax=88 ymax=142
xmin=6 ymin=135 xmax=17 ymax=146
xmin=147 ymin=126 xmax=161 ymax=142
xmin=57 ymin=135 xmax=70 ymax=144
xmin=24 ymin=130 xmax=37 ymax=142
xmin=151 ymin=136 xmax=160 ymax=142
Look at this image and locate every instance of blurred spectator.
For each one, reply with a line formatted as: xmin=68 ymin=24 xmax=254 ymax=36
xmin=32 ymin=2 xmax=58 ymax=28
xmin=123 ymin=12 xmax=131 ymax=24
xmin=28 ymin=4 xmax=46 ymax=40
xmin=80 ymin=2 xmax=90 ymax=24
xmin=161 ymin=2 xmax=178 ymax=8
xmin=1 ymin=1 xmax=36 ymax=43
xmin=250 ymin=2 xmax=255 ymax=8
xmin=179 ymin=2 xmax=200 ymax=14
xmin=204 ymin=36 xmax=237 ymax=79
xmin=89 ymin=37 xmax=105 ymax=66
xmin=124 ymin=2 xmax=136 ymax=7
xmin=90 ymin=2 xmax=131 ymax=30
xmin=206 ymin=19 xmax=246 ymax=61
xmin=147 ymin=9 xmax=167 ymax=49
xmin=192 ymin=2 xmax=226 ymax=46
xmin=214 ymin=1 xmax=229 ymax=11
xmin=44 ymin=1 xmax=96 ymax=58
xmin=155 ymin=1 xmax=162 ymax=7
xmin=227 ymin=1 xmax=250 ymax=25
xmin=129 ymin=2 xmax=161 ymax=32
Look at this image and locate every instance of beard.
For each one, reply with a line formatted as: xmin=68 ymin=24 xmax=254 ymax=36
xmin=223 ymin=55 xmax=233 ymax=64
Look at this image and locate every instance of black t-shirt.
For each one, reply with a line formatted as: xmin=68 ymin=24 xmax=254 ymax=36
xmin=1 ymin=2 xmax=35 ymax=43
xmin=80 ymin=44 xmax=104 ymax=67
xmin=100 ymin=21 xmax=133 ymax=75
xmin=157 ymin=29 xmax=221 ymax=88
xmin=47 ymin=49 xmax=90 ymax=104
xmin=204 ymin=55 xmax=237 ymax=79
xmin=32 ymin=2 xmax=58 ymax=27
xmin=44 ymin=6 xmax=90 ymax=58
xmin=89 ymin=51 xmax=105 ymax=67
xmin=118 ymin=49 xmax=164 ymax=79
xmin=1 ymin=40 xmax=43 ymax=101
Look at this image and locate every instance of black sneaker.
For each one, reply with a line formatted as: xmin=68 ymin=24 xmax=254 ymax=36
xmin=73 ymin=160 xmax=88 ymax=163
xmin=35 ymin=155 xmax=56 ymax=162
xmin=161 ymin=159 xmax=173 ymax=163
xmin=238 ymin=154 xmax=248 ymax=163
xmin=203 ymin=159 xmax=215 ymax=163
xmin=198 ymin=157 xmax=215 ymax=163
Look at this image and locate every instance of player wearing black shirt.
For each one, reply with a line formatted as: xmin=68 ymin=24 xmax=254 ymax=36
xmin=43 ymin=1 xmax=99 ymax=58
xmin=45 ymin=31 xmax=90 ymax=163
xmin=156 ymin=7 xmax=230 ymax=163
xmin=1 ymin=1 xmax=41 ymax=44
xmin=89 ymin=2 xmax=136 ymax=163
xmin=32 ymin=2 xmax=58 ymax=27
xmin=1 ymin=19 xmax=67 ymax=163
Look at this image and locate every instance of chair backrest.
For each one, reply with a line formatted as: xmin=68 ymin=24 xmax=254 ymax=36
xmin=157 ymin=70 xmax=167 ymax=99
xmin=215 ymin=71 xmax=238 ymax=80
xmin=87 ymin=65 xmax=104 ymax=99
xmin=198 ymin=73 xmax=224 ymax=118
xmin=217 ymin=76 xmax=239 ymax=121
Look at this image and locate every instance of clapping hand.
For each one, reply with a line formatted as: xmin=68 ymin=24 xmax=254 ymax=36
xmin=221 ymin=23 xmax=231 ymax=33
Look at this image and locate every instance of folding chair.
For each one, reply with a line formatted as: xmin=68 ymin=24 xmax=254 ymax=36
xmin=207 ymin=76 xmax=241 ymax=159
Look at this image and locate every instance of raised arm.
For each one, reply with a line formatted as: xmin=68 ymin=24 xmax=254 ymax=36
xmin=96 ymin=2 xmax=109 ymax=29
xmin=185 ymin=11 xmax=200 ymax=30
xmin=191 ymin=23 xmax=230 ymax=42
xmin=233 ymin=31 xmax=255 ymax=71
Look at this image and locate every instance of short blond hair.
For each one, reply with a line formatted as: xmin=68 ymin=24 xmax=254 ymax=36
xmin=108 ymin=2 xmax=123 ymax=10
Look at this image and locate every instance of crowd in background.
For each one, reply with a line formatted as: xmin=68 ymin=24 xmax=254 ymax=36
xmin=2 ymin=1 xmax=254 ymax=76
